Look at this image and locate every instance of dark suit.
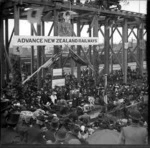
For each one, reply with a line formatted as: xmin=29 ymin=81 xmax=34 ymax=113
xmin=26 ymin=124 xmax=45 ymax=144
xmin=119 ymin=124 xmax=148 ymax=144
xmin=1 ymin=127 xmax=22 ymax=144
xmin=44 ymin=129 xmax=56 ymax=143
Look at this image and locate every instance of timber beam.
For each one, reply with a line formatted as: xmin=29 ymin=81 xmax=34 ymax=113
xmin=56 ymin=3 xmax=146 ymax=20
xmin=104 ymin=19 xmax=110 ymax=75
xmin=122 ymin=19 xmax=128 ymax=83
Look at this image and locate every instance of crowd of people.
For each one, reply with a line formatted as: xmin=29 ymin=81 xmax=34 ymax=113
xmin=1 ymin=66 xmax=148 ymax=144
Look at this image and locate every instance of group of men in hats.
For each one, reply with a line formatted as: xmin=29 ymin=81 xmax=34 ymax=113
xmin=1 ymin=67 xmax=148 ymax=144
xmin=119 ymin=110 xmax=148 ymax=144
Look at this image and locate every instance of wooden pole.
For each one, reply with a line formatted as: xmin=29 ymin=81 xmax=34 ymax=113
xmin=71 ymin=51 xmax=75 ymax=76
xmin=104 ymin=74 xmax=108 ymax=112
xmin=104 ymin=19 xmax=110 ymax=75
xmin=110 ymin=26 xmax=113 ymax=73
xmin=5 ymin=18 xmax=9 ymax=82
xmin=123 ymin=19 xmax=128 ymax=83
xmin=70 ymin=20 xmax=75 ymax=76
xmin=89 ymin=23 xmax=92 ymax=75
xmin=42 ymin=21 xmax=45 ymax=78
xmin=31 ymin=24 xmax=34 ymax=74
xmin=14 ymin=5 xmax=20 ymax=40
xmin=54 ymin=9 xmax=60 ymax=68
xmin=37 ymin=23 xmax=42 ymax=89
xmin=137 ymin=23 xmax=144 ymax=76
xmin=93 ymin=15 xmax=98 ymax=85
xmin=0 ymin=5 xmax=4 ymax=90
xmin=77 ymin=17 xmax=81 ymax=82
xmin=14 ymin=4 xmax=21 ymax=83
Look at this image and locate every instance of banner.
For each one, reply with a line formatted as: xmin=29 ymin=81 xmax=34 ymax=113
xmin=53 ymin=68 xmax=62 ymax=76
xmin=52 ymin=79 xmax=65 ymax=88
xmin=70 ymin=48 xmax=88 ymax=65
xmin=11 ymin=36 xmax=99 ymax=46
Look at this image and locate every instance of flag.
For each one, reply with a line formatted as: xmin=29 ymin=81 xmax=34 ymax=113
xmin=41 ymin=53 xmax=61 ymax=68
xmin=27 ymin=7 xmax=44 ymax=24
xmin=22 ymin=53 xmax=61 ymax=84
xmin=41 ymin=58 xmax=53 ymax=68
xmin=69 ymin=48 xmax=87 ymax=65
xmin=81 ymin=47 xmax=94 ymax=71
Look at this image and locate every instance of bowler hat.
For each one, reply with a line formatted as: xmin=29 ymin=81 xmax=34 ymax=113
xmin=6 ymin=111 xmax=20 ymax=125
xmin=55 ymin=127 xmax=69 ymax=141
xmin=129 ymin=110 xmax=141 ymax=121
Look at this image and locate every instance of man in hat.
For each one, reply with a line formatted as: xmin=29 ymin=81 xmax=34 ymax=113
xmin=54 ymin=126 xmax=69 ymax=144
xmin=1 ymin=111 xmax=22 ymax=144
xmin=25 ymin=115 xmax=46 ymax=144
xmin=68 ymin=124 xmax=89 ymax=144
xmin=119 ymin=110 xmax=148 ymax=144
xmin=78 ymin=110 xmax=90 ymax=126
xmin=44 ymin=116 xmax=60 ymax=143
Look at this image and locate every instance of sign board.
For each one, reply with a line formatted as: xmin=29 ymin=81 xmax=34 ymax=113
xmin=11 ymin=36 xmax=99 ymax=46
xmin=53 ymin=68 xmax=62 ymax=76
xmin=52 ymin=78 xmax=65 ymax=88
xmin=124 ymin=42 xmax=128 ymax=49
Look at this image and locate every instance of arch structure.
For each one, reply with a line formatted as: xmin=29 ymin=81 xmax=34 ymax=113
xmin=0 ymin=0 xmax=146 ymax=89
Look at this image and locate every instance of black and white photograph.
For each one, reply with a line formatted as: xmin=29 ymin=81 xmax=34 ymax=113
xmin=0 ymin=0 xmax=149 ymax=146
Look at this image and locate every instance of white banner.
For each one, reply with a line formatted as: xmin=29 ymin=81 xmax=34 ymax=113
xmin=52 ymin=78 xmax=65 ymax=88
xmin=124 ymin=42 xmax=128 ymax=49
xmin=53 ymin=68 xmax=62 ymax=76
xmin=11 ymin=36 xmax=99 ymax=46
